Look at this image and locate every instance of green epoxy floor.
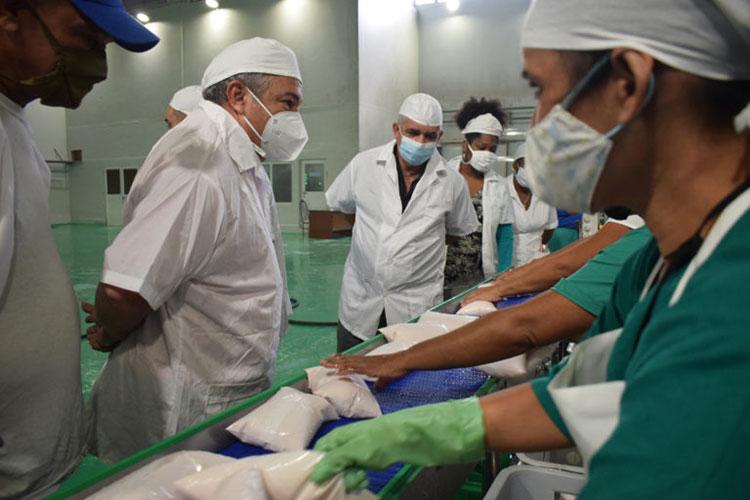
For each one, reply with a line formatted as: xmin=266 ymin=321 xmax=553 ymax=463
xmin=51 ymin=223 xmax=351 ymax=487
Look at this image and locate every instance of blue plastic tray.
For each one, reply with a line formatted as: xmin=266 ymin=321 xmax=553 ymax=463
xmin=219 ymin=366 xmax=489 ymax=493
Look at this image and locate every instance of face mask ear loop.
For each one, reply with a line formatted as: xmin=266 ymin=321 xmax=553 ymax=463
xmin=245 ymin=86 xmax=274 ymax=118
xmin=605 ymin=72 xmax=656 ymax=139
xmin=561 ymin=53 xmax=612 ymax=110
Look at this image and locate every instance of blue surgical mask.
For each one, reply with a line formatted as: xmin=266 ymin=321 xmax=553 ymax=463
xmin=398 ymin=132 xmax=436 ymax=166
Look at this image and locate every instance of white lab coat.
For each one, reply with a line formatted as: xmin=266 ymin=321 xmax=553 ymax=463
xmin=0 ymin=93 xmax=84 ymax=498
xmin=87 ymin=101 xmax=290 ymax=464
xmin=326 ymin=141 xmax=478 ymax=340
xmin=447 ymin=157 xmax=512 ymax=278
xmin=505 ymin=174 xmax=558 ymax=267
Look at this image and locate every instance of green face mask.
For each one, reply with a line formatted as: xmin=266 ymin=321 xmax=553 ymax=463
xmin=20 ymin=7 xmax=108 ymax=109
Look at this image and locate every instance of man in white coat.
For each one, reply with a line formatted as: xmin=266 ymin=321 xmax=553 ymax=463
xmin=83 ymin=38 xmax=305 ymax=463
xmin=0 ymin=1 xmax=158 ymax=497
xmin=327 ymin=93 xmax=478 ymax=352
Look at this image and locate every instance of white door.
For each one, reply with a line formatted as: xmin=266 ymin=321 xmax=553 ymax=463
xmin=105 ymin=168 xmax=137 ymax=226
xmin=264 ymin=162 xmax=299 ymax=232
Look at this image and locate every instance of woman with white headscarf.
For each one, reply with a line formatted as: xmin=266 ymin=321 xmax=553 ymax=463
xmin=443 ymin=98 xmax=511 ymax=298
xmin=311 ymin=1 xmax=750 ymax=497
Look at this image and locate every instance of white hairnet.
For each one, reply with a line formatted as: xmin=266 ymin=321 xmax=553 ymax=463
xmin=514 ymin=143 xmax=527 ymax=162
xmin=462 ymin=113 xmax=504 ymax=138
xmin=399 ymin=93 xmax=443 ymax=128
xmin=521 ymin=0 xmax=750 ymax=82
xmin=168 ymin=85 xmax=203 ymax=114
xmin=201 ymin=37 xmax=301 ymax=91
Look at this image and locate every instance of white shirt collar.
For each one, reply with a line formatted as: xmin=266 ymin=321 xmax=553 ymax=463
xmin=199 ymin=100 xmax=263 ymax=173
xmin=0 ymin=93 xmax=28 ymax=123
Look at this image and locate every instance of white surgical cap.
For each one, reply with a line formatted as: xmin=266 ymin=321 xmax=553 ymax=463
xmin=399 ymin=93 xmax=443 ymax=128
xmin=514 ymin=143 xmax=527 ymax=162
xmin=462 ymin=113 xmax=504 ymax=138
xmin=168 ymin=85 xmax=202 ymax=114
xmin=201 ymin=37 xmax=301 ymax=91
xmin=521 ymin=0 xmax=750 ymax=131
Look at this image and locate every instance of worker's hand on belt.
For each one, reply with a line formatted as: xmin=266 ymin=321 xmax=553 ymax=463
xmin=461 ymin=284 xmax=506 ymax=306
xmin=320 ymin=354 xmax=407 ymax=391
xmin=310 ymin=397 xmax=486 ymax=486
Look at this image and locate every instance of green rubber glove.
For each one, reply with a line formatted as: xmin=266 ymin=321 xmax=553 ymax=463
xmin=310 ymin=397 xmax=485 ymax=485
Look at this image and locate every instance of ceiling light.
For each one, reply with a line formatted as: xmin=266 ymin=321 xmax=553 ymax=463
xmin=446 ymin=0 xmax=459 ymax=11
xmin=205 ymin=0 xmax=219 ymax=8
xmin=135 ymin=12 xmax=150 ymax=23
xmin=415 ymin=0 xmax=435 ymax=5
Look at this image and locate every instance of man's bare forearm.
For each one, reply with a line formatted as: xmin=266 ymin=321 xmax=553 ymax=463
xmin=95 ymin=283 xmax=152 ymax=345
xmin=397 ymin=291 xmax=594 ymax=372
xmin=493 ymin=222 xmax=631 ymax=296
xmin=481 ymin=384 xmax=571 ymax=452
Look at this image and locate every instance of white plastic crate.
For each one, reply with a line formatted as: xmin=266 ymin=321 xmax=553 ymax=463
xmin=483 ymin=465 xmax=584 ymax=500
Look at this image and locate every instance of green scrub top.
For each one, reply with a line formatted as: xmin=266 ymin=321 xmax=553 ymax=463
xmin=552 ymin=225 xmax=653 ymax=316
xmin=532 ymin=203 xmax=750 ymax=499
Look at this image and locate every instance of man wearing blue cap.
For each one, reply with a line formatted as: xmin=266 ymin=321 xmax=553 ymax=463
xmin=0 ymin=1 xmax=157 ymax=497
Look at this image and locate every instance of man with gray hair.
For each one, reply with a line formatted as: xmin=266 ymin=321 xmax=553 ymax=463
xmin=326 ymin=93 xmax=478 ymax=351
xmin=83 ymin=37 xmax=306 ymax=463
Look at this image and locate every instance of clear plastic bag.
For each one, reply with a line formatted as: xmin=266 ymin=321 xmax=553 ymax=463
xmin=85 ymin=451 xmax=234 ymax=500
xmin=456 ymin=300 xmax=497 ymax=317
xmin=172 ymin=451 xmax=377 ymax=500
xmin=226 ymin=387 xmax=338 ymax=452
xmin=378 ymin=322 xmax=449 ymax=343
xmin=306 ymin=367 xmax=381 ymax=418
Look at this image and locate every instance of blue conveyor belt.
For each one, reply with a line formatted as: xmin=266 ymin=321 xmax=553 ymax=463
xmin=495 ymin=293 xmax=538 ymax=310
xmin=218 ymin=367 xmax=489 ymax=493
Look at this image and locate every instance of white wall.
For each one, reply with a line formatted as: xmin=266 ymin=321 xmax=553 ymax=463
xmin=417 ymin=0 xmax=534 ymax=166
xmin=357 ymin=0 xmax=419 ymax=153
xmin=66 ymin=0 xmax=359 ymax=230
xmin=25 ymin=101 xmax=71 ymax=224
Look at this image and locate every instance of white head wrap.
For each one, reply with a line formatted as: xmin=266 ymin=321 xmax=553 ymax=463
xmin=521 ymin=0 xmax=750 ymax=131
xmin=513 ymin=143 xmax=527 ymax=163
xmin=462 ymin=113 xmax=504 ymax=138
xmin=399 ymin=93 xmax=443 ymax=128
xmin=201 ymin=37 xmax=301 ymax=91
xmin=168 ymin=85 xmax=203 ymax=114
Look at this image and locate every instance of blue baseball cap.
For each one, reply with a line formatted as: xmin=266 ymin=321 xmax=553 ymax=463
xmin=70 ymin=0 xmax=159 ymax=52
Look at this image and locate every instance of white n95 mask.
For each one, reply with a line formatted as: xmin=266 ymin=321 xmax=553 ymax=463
xmin=466 ymin=143 xmax=497 ymax=173
xmin=242 ymin=86 xmax=309 ymax=161
xmin=525 ymin=54 xmax=654 ymax=213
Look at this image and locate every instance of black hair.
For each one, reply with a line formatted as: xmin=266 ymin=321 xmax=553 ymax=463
xmin=454 ymin=97 xmax=509 ymax=136
xmin=562 ymin=50 xmax=750 ymax=131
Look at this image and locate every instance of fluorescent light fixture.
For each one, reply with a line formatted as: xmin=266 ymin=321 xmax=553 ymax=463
xmin=496 ymin=156 xmax=515 ymax=163
xmin=415 ymin=0 xmax=435 ymax=5
xmin=446 ymin=0 xmax=459 ymax=10
xmin=135 ymin=12 xmax=150 ymax=23
xmin=205 ymin=0 xmax=219 ymax=8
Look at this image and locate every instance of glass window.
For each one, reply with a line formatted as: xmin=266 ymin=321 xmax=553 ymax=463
xmin=123 ymin=168 xmax=138 ymax=195
xmin=106 ymin=169 xmax=121 ymax=195
xmin=304 ymin=162 xmax=325 ymax=192
xmin=272 ymin=163 xmax=292 ymax=203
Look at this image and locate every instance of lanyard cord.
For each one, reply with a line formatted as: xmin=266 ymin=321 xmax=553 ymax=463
xmin=632 ymin=179 xmax=750 ymax=353
xmin=665 ymin=179 xmax=750 ymax=273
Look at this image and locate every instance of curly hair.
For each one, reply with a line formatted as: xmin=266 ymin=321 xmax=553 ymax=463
xmin=454 ymin=97 xmax=509 ymax=131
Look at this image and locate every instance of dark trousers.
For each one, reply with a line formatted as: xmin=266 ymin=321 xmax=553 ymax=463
xmin=336 ymin=309 xmax=387 ymax=353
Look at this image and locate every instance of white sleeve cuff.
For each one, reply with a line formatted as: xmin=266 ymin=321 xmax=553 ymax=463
xmin=99 ymin=269 xmax=162 ymax=310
